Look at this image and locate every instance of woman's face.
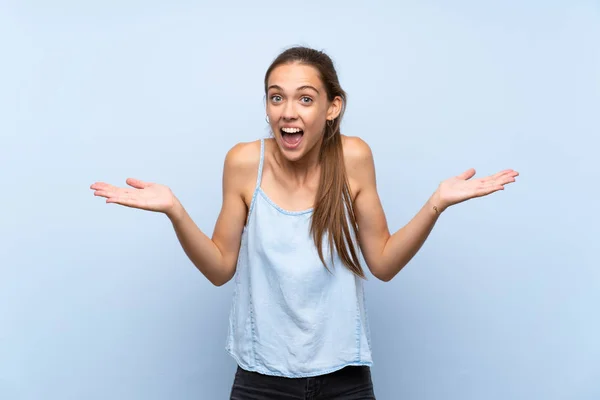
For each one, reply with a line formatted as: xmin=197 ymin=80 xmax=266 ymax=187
xmin=266 ymin=62 xmax=341 ymax=162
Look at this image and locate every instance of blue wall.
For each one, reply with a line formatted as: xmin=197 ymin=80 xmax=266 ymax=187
xmin=1 ymin=1 xmax=598 ymax=399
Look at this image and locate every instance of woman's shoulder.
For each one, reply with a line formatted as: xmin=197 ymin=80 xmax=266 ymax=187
xmin=221 ymin=139 xmax=263 ymax=195
xmin=221 ymin=139 xmax=266 ymax=205
xmin=341 ymin=134 xmax=375 ymax=169
xmin=224 ymin=139 xmax=262 ymax=172
xmin=341 ymin=135 xmax=377 ymax=199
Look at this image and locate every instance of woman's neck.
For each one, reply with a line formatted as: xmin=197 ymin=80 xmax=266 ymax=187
xmin=272 ymin=139 xmax=322 ymax=187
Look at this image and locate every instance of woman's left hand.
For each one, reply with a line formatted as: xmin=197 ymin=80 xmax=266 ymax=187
xmin=435 ymin=168 xmax=519 ymax=212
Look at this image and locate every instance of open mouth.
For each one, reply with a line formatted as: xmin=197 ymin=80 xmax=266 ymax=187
xmin=280 ymin=127 xmax=304 ymax=147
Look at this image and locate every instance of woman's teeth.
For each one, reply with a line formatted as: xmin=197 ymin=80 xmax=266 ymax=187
xmin=281 ymin=127 xmax=303 ymax=134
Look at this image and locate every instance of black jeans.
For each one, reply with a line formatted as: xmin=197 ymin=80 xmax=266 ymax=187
xmin=229 ymin=365 xmax=376 ymax=400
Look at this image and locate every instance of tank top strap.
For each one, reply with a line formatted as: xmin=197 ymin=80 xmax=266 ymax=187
xmin=255 ymin=138 xmax=265 ymax=190
xmin=246 ymin=139 xmax=265 ymax=222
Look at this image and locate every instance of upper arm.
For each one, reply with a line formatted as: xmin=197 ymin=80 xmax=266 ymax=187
xmin=211 ymin=142 xmax=258 ymax=276
xmin=345 ymin=137 xmax=390 ymax=279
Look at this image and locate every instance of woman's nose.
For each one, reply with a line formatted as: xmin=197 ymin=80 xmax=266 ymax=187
xmin=282 ymin=102 xmax=298 ymax=120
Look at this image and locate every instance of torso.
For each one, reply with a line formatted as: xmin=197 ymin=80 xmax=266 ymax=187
xmin=225 ymin=136 xmax=374 ymax=377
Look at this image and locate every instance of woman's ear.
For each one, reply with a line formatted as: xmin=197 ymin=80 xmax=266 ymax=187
xmin=326 ymin=95 xmax=343 ymax=120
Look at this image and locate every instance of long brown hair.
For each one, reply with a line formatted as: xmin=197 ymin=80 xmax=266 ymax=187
xmin=264 ymin=46 xmax=366 ymax=279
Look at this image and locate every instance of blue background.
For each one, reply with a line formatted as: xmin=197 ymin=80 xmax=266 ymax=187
xmin=1 ymin=1 xmax=599 ymax=399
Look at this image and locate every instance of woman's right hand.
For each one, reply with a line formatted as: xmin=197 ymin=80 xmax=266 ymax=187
xmin=90 ymin=178 xmax=179 ymax=216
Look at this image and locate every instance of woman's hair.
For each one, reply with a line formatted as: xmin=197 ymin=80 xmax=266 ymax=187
xmin=264 ymin=46 xmax=366 ymax=279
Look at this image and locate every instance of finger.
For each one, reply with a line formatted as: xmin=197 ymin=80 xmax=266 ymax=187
xmin=457 ymin=168 xmax=476 ymax=180
xmin=106 ymin=194 xmax=143 ymax=209
xmin=93 ymin=190 xmax=114 ymax=199
xmin=90 ymin=182 xmax=115 ymax=191
xmin=491 ymin=169 xmax=519 ymax=179
xmin=126 ymin=178 xmax=150 ymax=189
xmin=484 ymin=180 xmax=513 ymax=190
xmin=500 ymin=176 xmax=517 ymax=185
xmin=91 ymin=183 xmax=131 ymax=196
xmin=483 ymin=172 xmax=517 ymax=187
xmin=475 ymin=185 xmax=504 ymax=197
xmin=491 ymin=169 xmax=511 ymax=178
xmin=94 ymin=186 xmax=137 ymax=200
xmin=488 ymin=174 xmax=517 ymax=187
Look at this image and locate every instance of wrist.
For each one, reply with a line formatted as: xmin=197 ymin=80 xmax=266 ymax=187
xmin=428 ymin=189 xmax=448 ymax=216
xmin=166 ymin=196 xmax=185 ymax=222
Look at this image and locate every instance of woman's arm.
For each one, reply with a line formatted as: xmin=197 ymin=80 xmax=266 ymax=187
xmin=345 ymin=136 xmax=517 ymax=282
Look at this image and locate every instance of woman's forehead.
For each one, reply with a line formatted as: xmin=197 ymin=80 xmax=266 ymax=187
xmin=267 ymin=63 xmax=323 ymax=91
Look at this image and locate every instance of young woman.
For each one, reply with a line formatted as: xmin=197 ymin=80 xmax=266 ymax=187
xmin=90 ymin=46 xmax=518 ymax=399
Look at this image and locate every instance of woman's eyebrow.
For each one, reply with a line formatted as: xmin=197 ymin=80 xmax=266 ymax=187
xmin=267 ymin=84 xmax=320 ymax=94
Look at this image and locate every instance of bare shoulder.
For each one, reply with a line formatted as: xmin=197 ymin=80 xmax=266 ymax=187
xmin=223 ymin=140 xmax=262 ymax=204
xmin=224 ymin=140 xmax=261 ymax=170
xmin=342 ymin=134 xmax=374 ymax=164
xmin=342 ymin=135 xmax=376 ymax=182
xmin=341 ymin=135 xmax=376 ymax=200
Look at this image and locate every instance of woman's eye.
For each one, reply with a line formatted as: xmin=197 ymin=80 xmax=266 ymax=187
xmin=300 ymin=96 xmax=313 ymax=104
xmin=271 ymin=95 xmax=282 ymax=102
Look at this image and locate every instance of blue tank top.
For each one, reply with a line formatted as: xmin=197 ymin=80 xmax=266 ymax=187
xmin=225 ymin=139 xmax=373 ymax=378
